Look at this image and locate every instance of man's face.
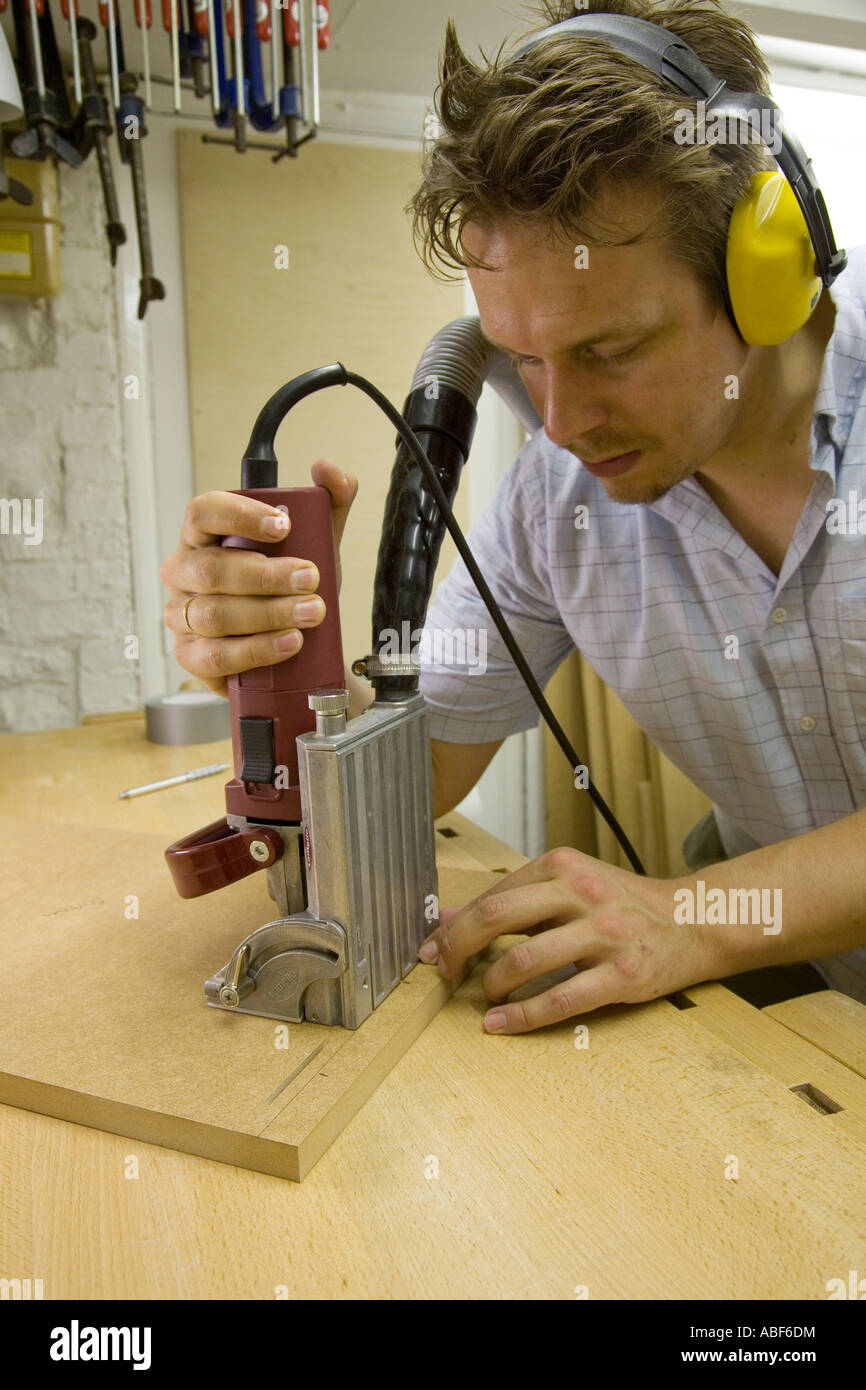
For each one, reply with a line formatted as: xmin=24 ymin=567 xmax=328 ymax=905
xmin=463 ymin=185 xmax=751 ymax=504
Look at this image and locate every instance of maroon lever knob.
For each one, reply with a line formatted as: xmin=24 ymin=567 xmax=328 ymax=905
xmin=165 ymin=817 xmax=283 ymax=898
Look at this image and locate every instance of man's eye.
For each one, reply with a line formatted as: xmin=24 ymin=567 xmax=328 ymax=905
xmin=508 ymin=343 xmax=643 ymax=370
xmin=590 ymin=343 xmax=641 ymax=366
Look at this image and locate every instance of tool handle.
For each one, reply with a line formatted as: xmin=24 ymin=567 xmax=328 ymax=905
xmin=191 ymin=0 xmax=207 ymax=33
xmin=255 ymin=0 xmax=268 ymax=40
xmin=281 ymin=0 xmax=294 ymax=45
xmin=283 ymin=0 xmax=326 ymax=48
xmin=134 ymin=0 xmax=152 ymax=27
xmin=165 ymin=817 xmax=283 ymax=897
xmin=221 ymin=485 xmax=344 ymax=822
xmin=283 ymin=0 xmax=329 ymax=48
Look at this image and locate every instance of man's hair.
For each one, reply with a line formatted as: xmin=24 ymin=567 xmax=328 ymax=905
xmin=407 ymin=0 xmax=774 ymax=307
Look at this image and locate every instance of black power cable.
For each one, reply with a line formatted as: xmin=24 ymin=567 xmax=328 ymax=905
xmin=242 ymin=364 xmax=647 ymax=875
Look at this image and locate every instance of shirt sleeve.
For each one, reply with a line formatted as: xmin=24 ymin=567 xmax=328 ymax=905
xmin=418 ymin=432 xmax=576 ymax=743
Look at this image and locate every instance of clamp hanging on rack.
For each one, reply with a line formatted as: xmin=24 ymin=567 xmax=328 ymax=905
xmin=10 ymin=0 xmax=82 ymax=164
xmin=69 ymin=15 xmax=126 ymax=261
xmin=133 ymin=0 xmax=152 ymax=107
xmin=199 ymin=0 xmax=327 ymax=157
xmin=59 ymin=0 xmax=81 ymax=103
xmin=183 ymin=0 xmax=208 ymax=98
xmin=241 ymin=0 xmax=284 ymax=132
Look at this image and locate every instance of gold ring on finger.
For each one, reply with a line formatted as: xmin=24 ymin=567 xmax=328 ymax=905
xmin=183 ymin=596 xmax=198 ymax=633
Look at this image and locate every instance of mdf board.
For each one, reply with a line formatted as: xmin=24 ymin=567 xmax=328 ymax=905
xmin=176 ymin=131 xmax=467 ymax=665
xmin=0 ymin=796 xmax=520 ymax=1183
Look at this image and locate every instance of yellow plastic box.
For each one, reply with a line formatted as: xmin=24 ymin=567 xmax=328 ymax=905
xmin=0 ymin=158 xmax=62 ymax=296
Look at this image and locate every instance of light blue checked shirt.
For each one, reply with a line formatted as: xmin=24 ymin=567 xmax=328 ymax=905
xmin=419 ymin=244 xmax=866 ymax=1000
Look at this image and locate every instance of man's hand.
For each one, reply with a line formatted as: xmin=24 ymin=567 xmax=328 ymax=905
xmin=418 ymin=848 xmax=718 ymax=1033
xmin=160 ymin=460 xmax=357 ymax=697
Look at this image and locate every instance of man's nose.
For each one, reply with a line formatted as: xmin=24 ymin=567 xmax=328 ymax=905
xmin=540 ymin=363 xmax=609 ymax=449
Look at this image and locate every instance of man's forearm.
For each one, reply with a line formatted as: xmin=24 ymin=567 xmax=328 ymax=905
xmin=674 ymin=807 xmax=866 ymax=976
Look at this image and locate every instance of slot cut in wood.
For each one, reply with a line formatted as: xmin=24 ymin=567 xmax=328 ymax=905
xmin=667 ymin=992 xmax=698 ymax=1010
xmin=789 ymin=1082 xmax=843 ymax=1115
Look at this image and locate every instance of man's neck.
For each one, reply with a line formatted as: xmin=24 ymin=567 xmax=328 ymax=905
xmin=693 ymin=291 xmax=836 ymax=576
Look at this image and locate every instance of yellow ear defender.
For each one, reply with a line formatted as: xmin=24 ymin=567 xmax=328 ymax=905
xmin=513 ymin=14 xmax=848 ymax=348
xmin=727 ymin=171 xmax=823 ymax=347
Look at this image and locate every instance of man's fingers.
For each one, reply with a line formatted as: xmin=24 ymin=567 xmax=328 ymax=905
xmin=435 ymin=880 xmax=578 ymax=980
xmin=173 ymin=627 xmax=304 ymax=680
xmin=310 ymin=458 xmax=358 ymax=549
xmin=161 ymin=549 xmax=319 ymax=599
xmin=481 ymin=923 xmax=595 ymax=1004
xmin=454 ymin=846 xmax=606 ymax=909
xmin=180 ymin=490 xmax=293 ymax=549
xmin=483 ymin=962 xmax=621 ymax=1034
xmin=193 ymin=675 xmax=229 ymax=698
xmin=165 ymin=591 xmax=325 ymax=638
xmin=161 ymin=466 xmax=355 ymax=603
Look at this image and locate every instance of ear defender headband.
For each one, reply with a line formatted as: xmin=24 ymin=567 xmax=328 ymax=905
xmin=512 ymin=13 xmax=848 ymax=346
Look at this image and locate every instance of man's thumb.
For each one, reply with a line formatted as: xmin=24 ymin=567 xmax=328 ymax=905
xmin=310 ymin=458 xmax=358 ymax=548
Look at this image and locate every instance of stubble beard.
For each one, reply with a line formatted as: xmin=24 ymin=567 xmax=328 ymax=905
xmin=592 ymin=451 xmax=696 ymax=506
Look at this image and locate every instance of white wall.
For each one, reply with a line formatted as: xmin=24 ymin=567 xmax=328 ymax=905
xmin=0 ymin=154 xmax=140 ymax=729
xmin=769 ymin=79 xmax=866 ymax=246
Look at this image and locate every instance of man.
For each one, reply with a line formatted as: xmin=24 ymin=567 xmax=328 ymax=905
xmin=160 ymin=0 xmax=866 ymax=1032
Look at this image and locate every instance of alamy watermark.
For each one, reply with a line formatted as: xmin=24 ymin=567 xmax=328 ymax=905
xmin=674 ymin=879 xmax=782 ymax=935
xmin=0 ymin=497 xmax=43 ymax=545
xmin=0 ymin=1277 xmax=43 ymax=1299
xmin=826 ymin=490 xmax=866 ymax=535
xmin=49 ymin=1321 xmax=151 ymax=1370
xmin=826 ymin=1269 xmax=866 ymax=1299
xmin=673 ymin=100 xmax=781 ymax=157
xmin=378 ymin=620 xmax=488 ymax=674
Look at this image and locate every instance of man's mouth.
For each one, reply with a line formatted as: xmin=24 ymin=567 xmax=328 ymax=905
xmin=578 ymin=450 xmax=642 ymax=478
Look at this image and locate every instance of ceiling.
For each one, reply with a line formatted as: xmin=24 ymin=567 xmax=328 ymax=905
xmin=325 ymin=0 xmax=866 ymax=96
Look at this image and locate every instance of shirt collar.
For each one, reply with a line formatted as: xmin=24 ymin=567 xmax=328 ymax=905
xmin=811 ymin=294 xmax=843 ymax=470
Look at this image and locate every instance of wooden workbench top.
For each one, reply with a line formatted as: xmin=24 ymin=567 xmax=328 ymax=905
xmin=1 ymin=717 xmax=865 ymax=1299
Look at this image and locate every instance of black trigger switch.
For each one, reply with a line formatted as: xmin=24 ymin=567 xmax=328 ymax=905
xmin=239 ymin=717 xmax=276 ymax=783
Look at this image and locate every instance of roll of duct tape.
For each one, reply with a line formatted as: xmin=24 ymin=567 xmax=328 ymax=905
xmin=145 ymin=690 xmax=231 ymax=745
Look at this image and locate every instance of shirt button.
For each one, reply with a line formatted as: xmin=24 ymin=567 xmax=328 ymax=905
xmin=799 ymin=715 xmax=817 ymax=732
xmin=772 ymin=607 xmax=787 ymax=623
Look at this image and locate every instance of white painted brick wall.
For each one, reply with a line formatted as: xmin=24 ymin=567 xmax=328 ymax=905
xmin=0 ymin=156 xmax=141 ymax=732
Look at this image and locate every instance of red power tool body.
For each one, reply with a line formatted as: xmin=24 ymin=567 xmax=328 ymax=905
xmin=165 ymin=484 xmax=343 ymax=897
